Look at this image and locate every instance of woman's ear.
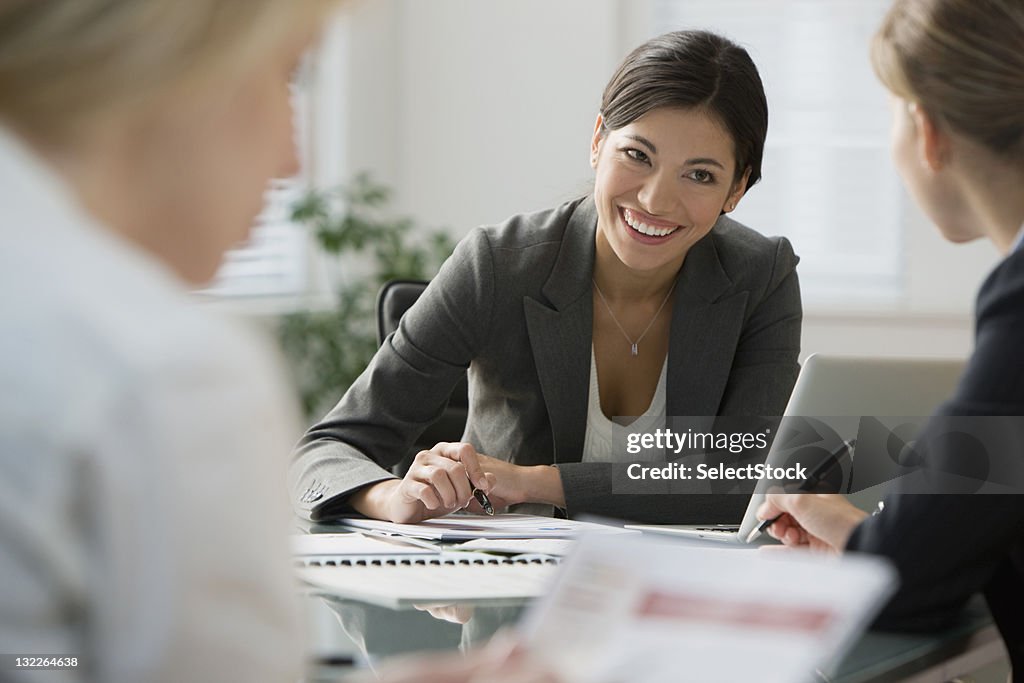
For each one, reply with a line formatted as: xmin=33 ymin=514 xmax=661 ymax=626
xmin=725 ymin=167 xmax=751 ymax=212
xmin=590 ymin=113 xmax=604 ymax=169
xmin=909 ymin=102 xmax=949 ymax=172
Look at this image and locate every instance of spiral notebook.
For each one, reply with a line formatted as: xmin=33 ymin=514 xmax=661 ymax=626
xmin=297 ymin=553 xmax=560 ymax=608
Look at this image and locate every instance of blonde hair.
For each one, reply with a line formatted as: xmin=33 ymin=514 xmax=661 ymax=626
xmin=0 ymin=0 xmax=337 ymax=142
xmin=871 ymin=0 xmax=1024 ymax=160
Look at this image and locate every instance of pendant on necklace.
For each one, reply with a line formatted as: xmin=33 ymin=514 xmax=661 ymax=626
xmin=630 ymin=343 xmax=638 ymax=356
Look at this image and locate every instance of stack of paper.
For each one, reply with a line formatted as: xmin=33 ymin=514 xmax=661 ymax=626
xmin=454 ymin=538 xmax=575 ymax=556
xmin=290 ymin=533 xmax=435 ymax=558
xmin=291 ymin=523 xmax=570 ymax=608
xmin=338 ymin=513 xmax=632 ymax=541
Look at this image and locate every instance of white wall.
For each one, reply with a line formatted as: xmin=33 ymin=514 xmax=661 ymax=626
xmin=340 ymin=0 xmax=620 ymax=230
xmin=334 ymin=0 xmax=1002 ymax=361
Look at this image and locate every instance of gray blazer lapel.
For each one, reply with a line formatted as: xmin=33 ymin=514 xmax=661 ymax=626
xmin=524 ymin=203 xmax=747 ymax=460
xmin=667 ymin=224 xmax=747 ymax=417
xmin=524 ymin=198 xmax=597 ymax=464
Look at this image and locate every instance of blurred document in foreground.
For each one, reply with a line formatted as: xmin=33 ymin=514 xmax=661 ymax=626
xmin=520 ymin=534 xmax=895 ymax=683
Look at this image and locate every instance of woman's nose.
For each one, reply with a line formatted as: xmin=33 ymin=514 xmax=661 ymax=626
xmin=637 ymin=170 xmax=678 ymax=217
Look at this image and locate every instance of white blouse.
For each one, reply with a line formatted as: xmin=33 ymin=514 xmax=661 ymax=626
xmin=582 ymin=346 xmax=668 ymax=462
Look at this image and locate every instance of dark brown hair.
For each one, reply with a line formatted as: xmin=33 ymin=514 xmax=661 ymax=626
xmin=600 ymin=30 xmax=769 ymax=190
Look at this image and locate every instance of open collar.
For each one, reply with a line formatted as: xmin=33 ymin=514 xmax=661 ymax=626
xmin=525 ymin=197 xmax=743 ymax=463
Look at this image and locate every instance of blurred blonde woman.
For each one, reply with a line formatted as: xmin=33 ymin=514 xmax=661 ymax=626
xmin=0 ymin=2 xmax=561 ymax=681
xmin=756 ymin=0 xmax=1024 ymax=676
xmin=0 ymin=1 xmax=333 ymax=680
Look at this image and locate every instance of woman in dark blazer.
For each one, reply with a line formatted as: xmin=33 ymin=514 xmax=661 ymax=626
xmin=292 ymin=30 xmax=802 ymax=525
xmin=757 ymin=0 xmax=1024 ymax=675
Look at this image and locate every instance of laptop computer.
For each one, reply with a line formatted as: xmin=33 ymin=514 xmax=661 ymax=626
xmin=625 ymin=353 xmax=965 ymax=543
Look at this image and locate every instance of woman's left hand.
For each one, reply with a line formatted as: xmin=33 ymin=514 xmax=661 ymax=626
xmin=346 ymin=636 xmax=562 ymax=683
xmin=414 ymin=603 xmax=476 ymax=625
xmin=459 ymin=453 xmax=527 ymax=511
xmin=459 ymin=452 xmax=567 ymax=511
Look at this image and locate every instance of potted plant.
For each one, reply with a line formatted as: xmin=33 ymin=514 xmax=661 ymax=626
xmin=278 ymin=172 xmax=455 ymax=419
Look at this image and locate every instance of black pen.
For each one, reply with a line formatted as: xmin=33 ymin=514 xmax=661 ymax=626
xmin=745 ymin=438 xmax=856 ymax=543
xmin=472 ymin=482 xmax=494 ymax=515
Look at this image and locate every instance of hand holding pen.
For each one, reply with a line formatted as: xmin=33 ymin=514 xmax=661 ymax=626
xmin=353 ymin=442 xmax=497 ymax=524
xmin=746 ymin=438 xmax=856 ymax=544
xmin=472 ymin=483 xmax=495 ymax=515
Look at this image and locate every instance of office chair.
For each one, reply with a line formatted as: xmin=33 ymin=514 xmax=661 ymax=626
xmin=375 ymin=280 xmax=470 ymax=475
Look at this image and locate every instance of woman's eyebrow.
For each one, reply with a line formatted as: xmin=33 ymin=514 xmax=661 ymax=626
xmin=624 ymin=134 xmax=657 ymax=154
xmin=684 ymin=157 xmax=725 ymax=169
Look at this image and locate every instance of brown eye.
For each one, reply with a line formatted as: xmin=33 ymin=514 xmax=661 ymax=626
xmin=624 ymin=148 xmax=650 ymax=164
xmin=690 ymin=169 xmax=715 ymax=184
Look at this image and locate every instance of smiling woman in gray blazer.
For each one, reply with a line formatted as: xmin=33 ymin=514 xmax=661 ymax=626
xmin=291 ymin=30 xmax=802 ymax=525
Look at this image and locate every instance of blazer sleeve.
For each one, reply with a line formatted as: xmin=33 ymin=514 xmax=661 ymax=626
xmin=717 ymin=236 xmax=802 ymax=416
xmin=290 ymin=229 xmax=496 ymax=521
xmin=846 ymin=255 xmax=1024 ymax=631
xmin=556 ymin=237 xmax=802 ymax=524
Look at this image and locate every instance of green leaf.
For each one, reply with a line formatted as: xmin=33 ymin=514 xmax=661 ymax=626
xmin=280 ymin=172 xmax=457 ymax=420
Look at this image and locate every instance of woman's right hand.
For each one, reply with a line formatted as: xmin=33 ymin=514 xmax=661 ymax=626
xmin=351 ymin=442 xmax=496 ymax=523
xmin=755 ymin=492 xmax=867 ymax=553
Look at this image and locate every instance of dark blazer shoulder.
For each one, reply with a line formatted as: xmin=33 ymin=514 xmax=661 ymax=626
xmin=946 ymin=247 xmax=1024 ymax=410
xmin=469 ymin=197 xmax=594 ymax=306
xmin=477 ymin=197 xmax=585 ymax=252
xmin=976 ymin=245 xmax=1024 ymax=323
xmin=710 ymin=216 xmax=799 ymax=296
xmin=436 ymin=199 xmax=584 ymax=300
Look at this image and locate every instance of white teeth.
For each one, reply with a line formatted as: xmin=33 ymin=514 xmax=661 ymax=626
xmin=623 ymin=208 xmax=678 ymax=237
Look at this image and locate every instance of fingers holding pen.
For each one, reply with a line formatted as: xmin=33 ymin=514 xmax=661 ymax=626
xmin=405 ymin=450 xmax=471 ymax=509
xmin=398 ymin=442 xmax=495 ymax=517
xmin=756 ymin=494 xmax=818 ymax=548
xmin=756 ymin=492 xmax=867 ymax=553
xmin=434 ymin=441 xmax=492 ymax=493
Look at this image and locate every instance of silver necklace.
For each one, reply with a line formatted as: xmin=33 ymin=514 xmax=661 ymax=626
xmin=592 ymin=278 xmax=676 ymax=356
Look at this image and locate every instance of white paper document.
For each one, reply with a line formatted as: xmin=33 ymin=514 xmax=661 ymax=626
xmin=339 ymin=513 xmax=633 ymax=541
xmin=290 ymin=532 xmax=435 ymax=557
xmin=455 ymin=538 xmax=576 ymax=556
xmin=520 ymin=534 xmax=896 ymax=683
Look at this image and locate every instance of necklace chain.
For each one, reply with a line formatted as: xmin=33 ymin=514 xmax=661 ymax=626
xmin=592 ymin=278 xmax=676 ymax=356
